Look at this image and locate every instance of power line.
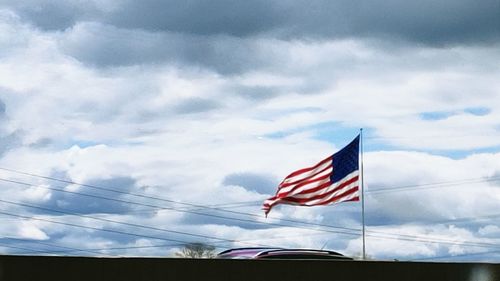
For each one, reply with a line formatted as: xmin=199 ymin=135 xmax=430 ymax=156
xmin=3 ymin=166 xmax=495 ymax=231
xmin=6 ymin=232 xmax=333 ymax=256
xmin=66 ymin=243 xmax=185 ymax=255
xmin=2 ymin=229 xmax=335 ymax=256
xmin=6 ymin=166 xmax=494 ymax=225
xmin=7 ymin=169 xmax=498 ymax=237
xmin=0 ymin=166 xmax=263 ymax=213
xmin=3 ymin=207 xmax=499 ymax=258
xmin=2 ymin=168 xmax=500 ymax=253
xmin=0 ymin=243 xmax=54 ymax=255
xmin=7 ymin=221 xmax=499 ymax=258
xmin=367 ymin=176 xmax=500 ymax=194
xmin=6 ymin=222 xmax=500 ymax=258
xmin=384 ymin=211 xmax=500 ymax=227
xmin=109 ymin=200 xmax=263 ymax=216
xmin=1 ymin=241 xmax=186 ymax=256
xmin=0 ymin=199 xmax=274 ymax=248
xmin=0 ymin=171 xmax=497 ymax=248
xmin=3 ymin=166 xmax=498 ymax=219
xmin=408 ymin=249 xmax=500 ymax=262
xmin=365 ymin=231 xmax=500 ymax=251
xmin=0 ymin=168 xmax=380 ymax=240
xmin=1 ymin=237 xmax=106 ymax=256
xmin=4 ymin=168 xmax=500 ymax=259
xmin=2 ymin=196 xmax=499 ymax=254
xmin=94 ymin=229 xmax=500 ymax=255
xmin=0 ymin=167 xmax=358 ymax=231
xmin=0 ymin=167 xmax=365 ymax=235
xmin=0 ymin=177 xmax=363 ymax=238
xmin=0 ymin=210 xmax=237 ymax=251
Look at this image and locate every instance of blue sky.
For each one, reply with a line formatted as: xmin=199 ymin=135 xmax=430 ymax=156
xmin=0 ymin=0 xmax=500 ymax=262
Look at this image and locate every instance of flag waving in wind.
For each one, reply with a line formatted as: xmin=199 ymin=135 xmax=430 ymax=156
xmin=263 ymin=135 xmax=360 ymax=216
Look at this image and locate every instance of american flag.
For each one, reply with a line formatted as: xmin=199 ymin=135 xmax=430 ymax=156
xmin=263 ymin=135 xmax=360 ymax=216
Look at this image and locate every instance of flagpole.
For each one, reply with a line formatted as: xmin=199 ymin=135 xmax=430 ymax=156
xmin=360 ymin=128 xmax=366 ymax=260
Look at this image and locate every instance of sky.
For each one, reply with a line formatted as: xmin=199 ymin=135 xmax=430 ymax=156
xmin=0 ymin=0 xmax=500 ymax=262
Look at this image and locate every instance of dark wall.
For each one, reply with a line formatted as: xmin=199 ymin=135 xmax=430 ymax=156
xmin=0 ymin=255 xmax=498 ymax=281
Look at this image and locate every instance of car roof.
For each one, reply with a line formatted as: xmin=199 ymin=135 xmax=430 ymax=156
xmin=216 ymin=247 xmax=283 ymax=259
xmin=216 ymin=247 xmax=352 ymax=260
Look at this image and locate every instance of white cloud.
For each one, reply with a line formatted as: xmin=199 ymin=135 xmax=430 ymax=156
xmin=365 ymin=151 xmax=500 ymax=223
xmin=0 ymin=5 xmax=499 ymax=261
xmin=18 ymin=221 xmax=49 ymax=240
xmin=478 ymin=225 xmax=500 ymax=238
xmin=345 ymin=224 xmax=493 ymax=260
xmin=21 ymin=185 xmax=52 ymax=202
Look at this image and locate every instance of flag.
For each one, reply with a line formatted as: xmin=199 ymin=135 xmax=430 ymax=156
xmin=263 ymin=135 xmax=360 ymax=216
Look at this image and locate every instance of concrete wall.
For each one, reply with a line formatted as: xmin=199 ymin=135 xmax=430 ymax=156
xmin=0 ymin=255 xmax=499 ymax=281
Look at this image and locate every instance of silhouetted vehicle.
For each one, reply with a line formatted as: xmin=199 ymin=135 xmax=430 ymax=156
xmin=216 ymin=247 xmax=352 ymax=260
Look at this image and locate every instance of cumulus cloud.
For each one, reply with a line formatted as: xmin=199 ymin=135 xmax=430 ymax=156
xmin=365 ymin=151 xmax=500 ymax=222
xmin=478 ymin=225 xmax=500 ymax=238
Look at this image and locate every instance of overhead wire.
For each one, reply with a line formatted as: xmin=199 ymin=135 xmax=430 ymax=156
xmin=0 ymin=167 xmax=264 ymax=213
xmin=0 ymin=199 xmax=277 ymax=248
xmin=0 ymin=237 xmax=106 ymax=256
xmin=2 ymin=193 xmax=499 ymax=255
xmin=0 ymin=177 xmax=363 ymax=238
xmin=0 ymin=174 xmax=491 ymax=244
xmin=4 ymin=231 xmax=336 ymax=256
xmin=0 ymin=243 xmax=54 ymax=255
xmin=7 ymin=224 xmax=500 ymax=257
xmin=364 ymin=231 xmax=500 ymax=251
xmin=0 ymin=191 xmax=370 ymax=256
xmin=7 ymin=166 xmax=477 ymax=238
xmin=3 ymin=165 xmax=499 ymax=216
xmin=408 ymin=249 xmax=500 ymax=262
xmin=3 ymin=166 xmax=497 ymax=227
xmin=1 ymin=240 xmax=186 ymax=256
xmin=367 ymin=176 xmax=500 ymax=195
xmin=0 ymin=166 xmax=354 ymax=232
xmin=0 ymin=210 xmax=244 ymax=254
xmin=2 ymin=167 xmax=500 ymax=256
xmin=3 ymin=168 xmax=500 ymax=236
xmin=0 ymin=166 xmax=366 ymax=234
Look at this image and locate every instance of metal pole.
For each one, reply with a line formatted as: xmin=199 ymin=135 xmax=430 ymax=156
xmin=360 ymin=128 xmax=366 ymax=260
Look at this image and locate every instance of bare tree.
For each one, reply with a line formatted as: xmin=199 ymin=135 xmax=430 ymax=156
xmin=175 ymin=242 xmax=216 ymax=258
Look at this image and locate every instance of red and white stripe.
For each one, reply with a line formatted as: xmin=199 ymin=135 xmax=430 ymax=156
xmin=263 ymin=156 xmax=359 ymax=216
